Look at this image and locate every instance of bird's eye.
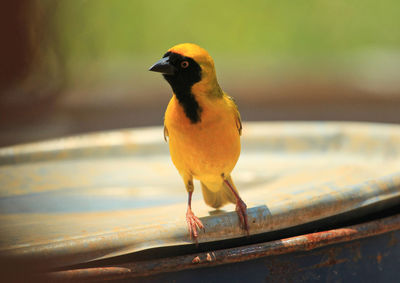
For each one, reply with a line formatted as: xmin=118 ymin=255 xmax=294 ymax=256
xmin=181 ymin=61 xmax=189 ymax=68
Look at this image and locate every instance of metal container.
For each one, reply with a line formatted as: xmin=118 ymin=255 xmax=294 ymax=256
xmin=0 ymin=122 xmax=399 ymax=281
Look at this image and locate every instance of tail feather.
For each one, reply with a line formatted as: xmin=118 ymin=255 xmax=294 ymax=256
xmin=200 ymin=175 xmax=238 ymax=209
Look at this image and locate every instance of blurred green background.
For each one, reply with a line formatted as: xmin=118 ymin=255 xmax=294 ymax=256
xmin=1 ymin=0 xmax=400 ymax=146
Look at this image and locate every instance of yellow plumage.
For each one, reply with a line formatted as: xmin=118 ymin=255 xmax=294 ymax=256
xmin=150 ymin=43 xmax=247 ymax=239
xmin=165 ymin=93 xmax=241 ymax=208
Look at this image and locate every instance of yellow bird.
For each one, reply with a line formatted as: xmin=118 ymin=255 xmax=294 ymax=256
xmin=149 ymin=43 xmax=248 ymax=240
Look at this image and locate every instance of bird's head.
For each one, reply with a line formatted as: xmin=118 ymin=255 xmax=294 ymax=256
xmin=149 ymin=43 xmax=221 ymax=97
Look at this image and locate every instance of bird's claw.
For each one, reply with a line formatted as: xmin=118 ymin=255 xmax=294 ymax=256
xmin=236 ymin=199 xmax=249 ymax=235
xmin=186 ymin=209 xmax=205 ymax=241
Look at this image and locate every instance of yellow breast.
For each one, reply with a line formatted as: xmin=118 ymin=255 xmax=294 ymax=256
xmin=164 ymin=95 xmax=240 ymax=181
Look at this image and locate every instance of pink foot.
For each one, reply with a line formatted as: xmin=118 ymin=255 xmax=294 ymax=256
xmin=186 ymin=209 xmax=205 ymax=241
xmin=236 ymin=199 xmax=249 ymax=235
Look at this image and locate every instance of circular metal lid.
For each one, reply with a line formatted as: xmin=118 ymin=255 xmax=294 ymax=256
xmin=0 ymin=122 xmax=399 ymax=270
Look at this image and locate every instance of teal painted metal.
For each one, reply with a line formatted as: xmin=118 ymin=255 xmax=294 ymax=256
xmin=0 ymin=122 xmax=399 ymax=278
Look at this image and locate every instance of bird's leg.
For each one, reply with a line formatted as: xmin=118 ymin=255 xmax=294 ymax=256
xmin=186 ymin=185 xmax=204 ymax=241
xmin=223 ymin=178 xmax=249 ymax=235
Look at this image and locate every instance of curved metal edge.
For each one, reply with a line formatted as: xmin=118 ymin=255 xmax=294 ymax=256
xmin=2 ymin=121 xmax=400 ymax=164
xmin=0 ymin=127 xmax=164 ymax=165
xmin=43 ymin=213 xmax=400 ymax=281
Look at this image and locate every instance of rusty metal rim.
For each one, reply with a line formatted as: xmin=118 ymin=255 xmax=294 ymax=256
xmin=44 ymin=213 xmax=400 ymax=281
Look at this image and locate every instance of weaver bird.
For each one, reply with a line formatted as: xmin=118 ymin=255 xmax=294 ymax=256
xmin=149 ymin=43 xmax=248 ymax=240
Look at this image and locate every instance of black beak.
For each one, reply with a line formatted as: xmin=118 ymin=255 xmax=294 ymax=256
xmin=149 ymin=56 xmax=175 ymax=75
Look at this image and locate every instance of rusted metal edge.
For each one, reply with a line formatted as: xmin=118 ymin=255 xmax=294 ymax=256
xmin=44 ymin=213 xmax=400 ymax=282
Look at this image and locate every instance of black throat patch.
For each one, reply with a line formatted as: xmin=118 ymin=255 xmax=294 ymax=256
xmin=162 ymin=52 xmax=202 ymax=123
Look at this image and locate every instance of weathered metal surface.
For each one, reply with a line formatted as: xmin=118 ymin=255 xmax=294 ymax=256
xmin=44 ymin=213 xmax=400 ymax=281
xmin=0 ymin=122 xmax=400 ymax=276
xmin=138 ymin=229 xmax=400 ymax=282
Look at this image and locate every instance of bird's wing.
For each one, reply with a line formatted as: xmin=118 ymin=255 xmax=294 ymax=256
xmin=226 ymin=95 xmax=242 ymax=136
xmin=163 ymin=125 xmax=169 ymax=142
xmin=236 ymin=112 xmax=242 ymax=136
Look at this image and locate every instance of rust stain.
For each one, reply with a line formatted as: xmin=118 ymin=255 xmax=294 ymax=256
xmin=302 ymin=228 xmax=357 ymax=251
xmin=347 ymin=241 xmax=362 ymax=262
xmin=388 ymin=233 xmax=398 ymax=247
xmin=297 ymin=247 xmax=347 ymax=272
xmin=313 ymin=248 xmax=347 ymax=268
xmin=376 ymin=252 xmax=382 ymax=264
xmin=43 ymin=267 xmax=131 ymax=281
